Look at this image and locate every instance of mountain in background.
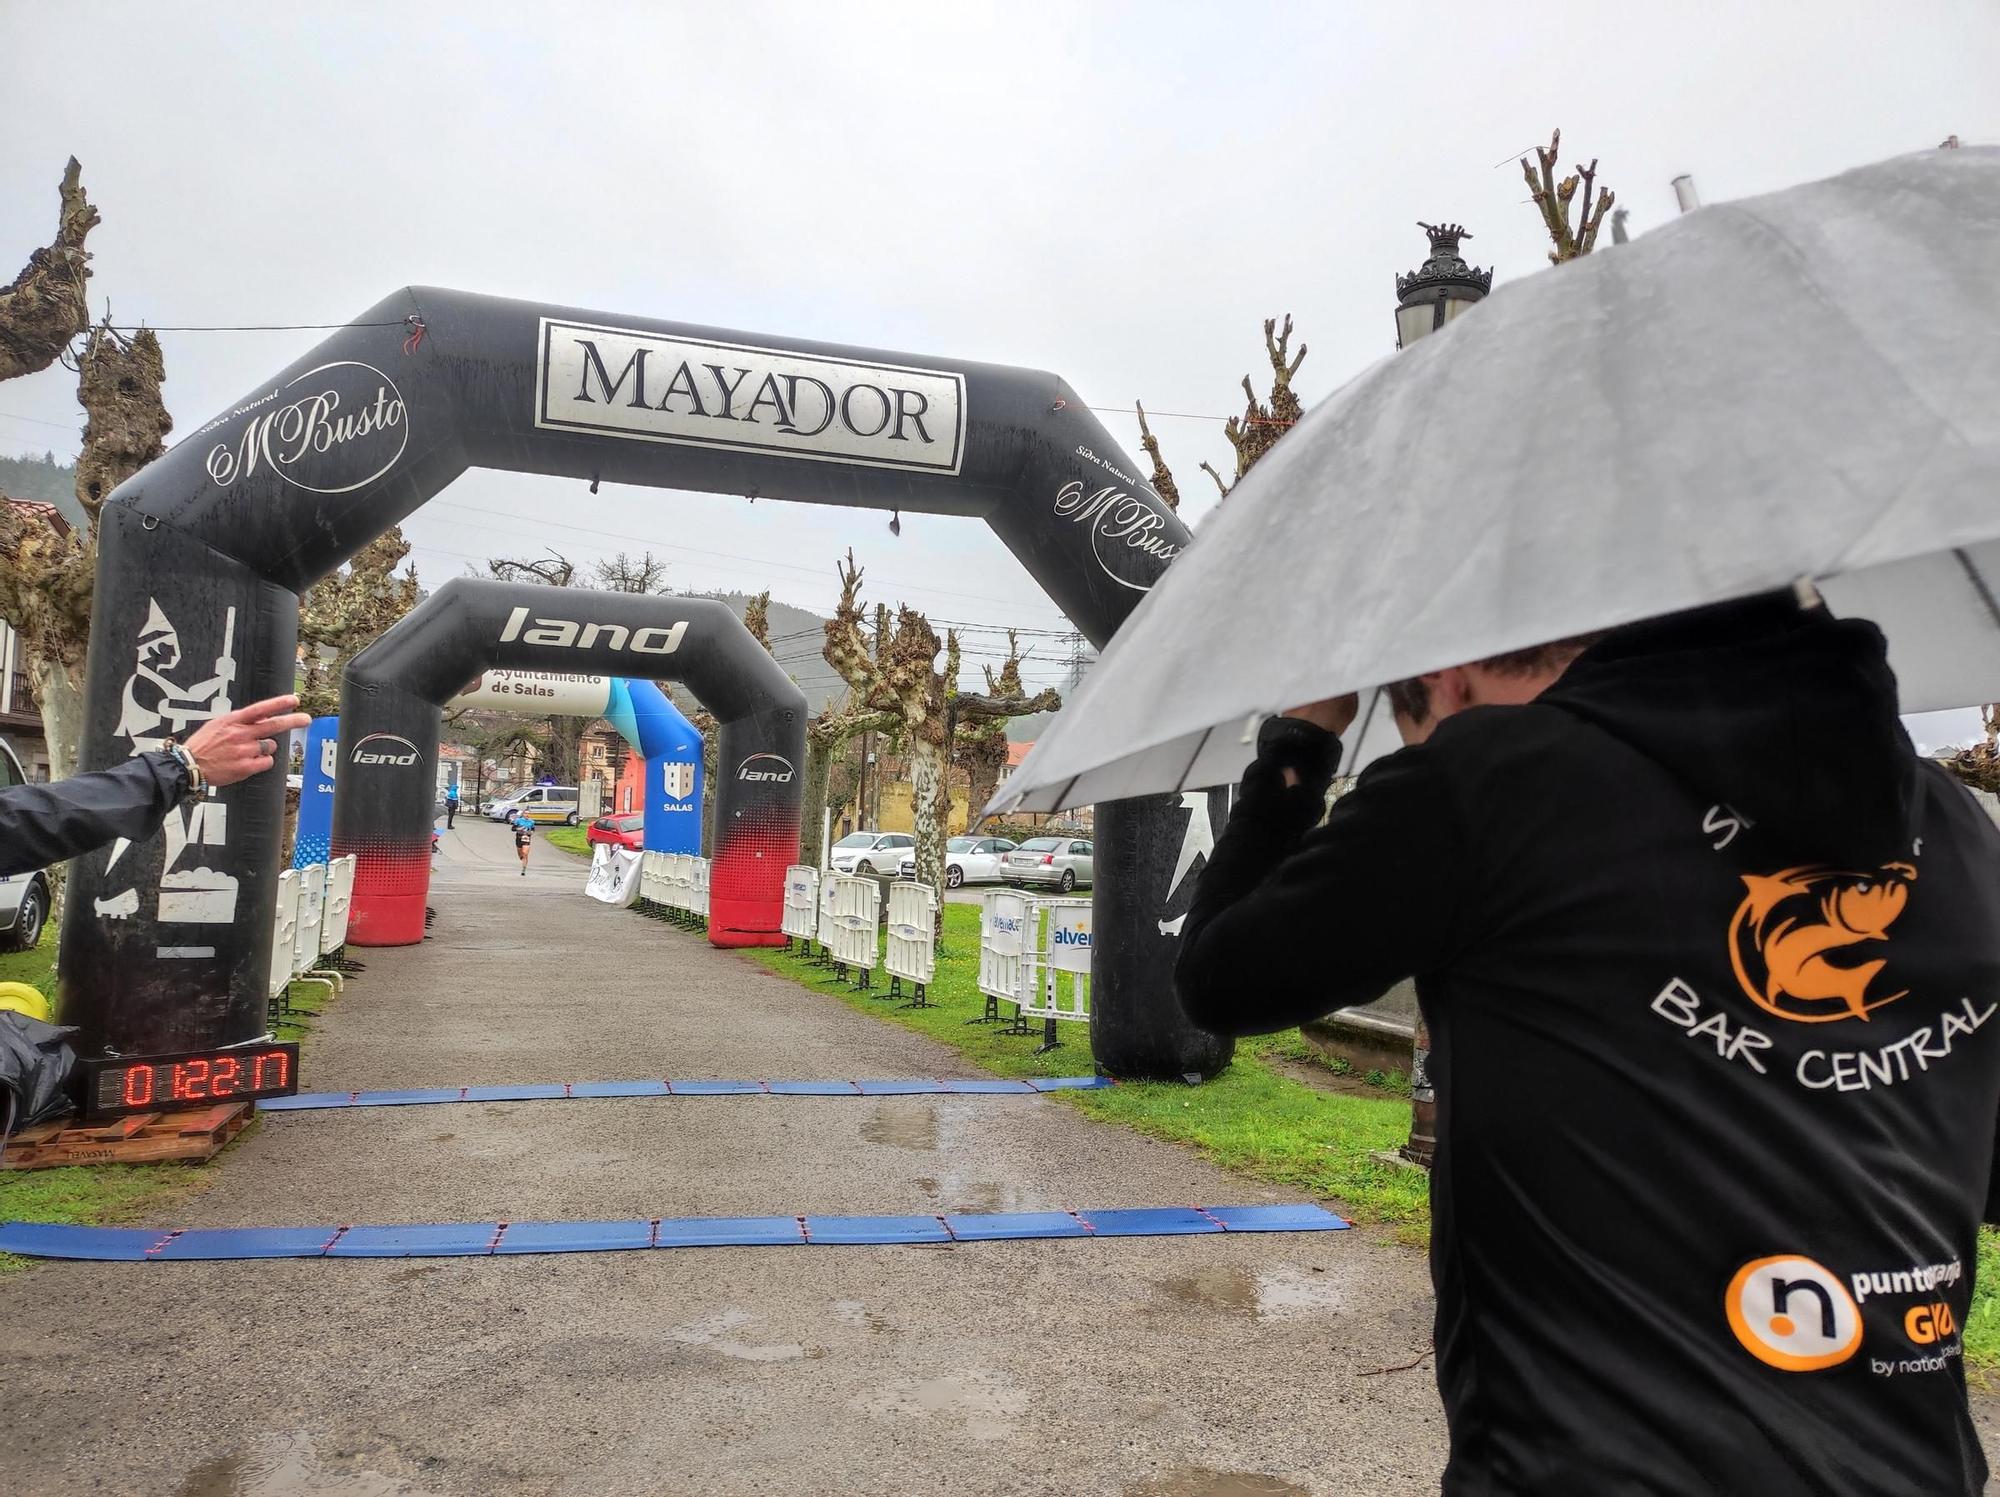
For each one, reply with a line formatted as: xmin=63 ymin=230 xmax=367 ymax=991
xmin=0 ymin=452 xmax=87 ymax=529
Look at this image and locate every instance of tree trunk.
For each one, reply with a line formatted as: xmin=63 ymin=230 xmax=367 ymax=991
xmin=908 ymin=733 xmax=950 ymax=897
xmin=801 ymin=733 xmax=839 ymax=868
xmin=31 ymin=655 xmax=84 ymax=781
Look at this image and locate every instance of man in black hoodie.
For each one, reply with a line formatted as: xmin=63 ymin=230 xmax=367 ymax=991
xmin=1176 ymin=594 xmax=2000 ymax=1495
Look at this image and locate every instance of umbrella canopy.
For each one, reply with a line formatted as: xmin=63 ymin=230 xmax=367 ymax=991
xmin=994 ymin=147 xmax=2000 ymax=814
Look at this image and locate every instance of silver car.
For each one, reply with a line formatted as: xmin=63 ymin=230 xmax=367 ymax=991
xmin=0 ymin=738 xmax=50 ymax=954
xmin=896 ymin=836 xmax=1019 ymax=889
xmin=1002 ymin=835 xmax=1094 ymax=892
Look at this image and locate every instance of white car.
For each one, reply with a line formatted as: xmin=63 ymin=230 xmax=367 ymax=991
xmin=896 ymin=836 xmax=1019 ymax=889
xmin=0 ymin=739 xmax=49 ymax=954
xmin=829 ymin=830 xmax=914 ymax=876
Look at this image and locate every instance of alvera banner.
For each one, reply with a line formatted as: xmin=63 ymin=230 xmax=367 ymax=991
xmin=445 ymin=670 xmax=611 ymax=716
xmin=585 ymin=844 xmax=644 ymax=907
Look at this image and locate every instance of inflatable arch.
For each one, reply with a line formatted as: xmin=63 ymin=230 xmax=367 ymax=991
xmin=443 ymin=672 xmax=705 ymax=853
xmin=58 ymin=287 xmax=1229 ymax=1079
xmin=335 ymin=579 xmax=800 ymax=946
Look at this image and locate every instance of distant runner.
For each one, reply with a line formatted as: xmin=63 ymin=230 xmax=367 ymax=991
xmin=511 ymin=808 xmax=534 ymax=876
xmin=444 ymin=777 xmax=459 ymax=829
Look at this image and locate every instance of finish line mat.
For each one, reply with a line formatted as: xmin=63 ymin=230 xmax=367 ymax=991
xmin=259 ymin=1076 xmax=1113 ymax=1111
xmin=0 ymin=1205 xmax=1347 ymax=1261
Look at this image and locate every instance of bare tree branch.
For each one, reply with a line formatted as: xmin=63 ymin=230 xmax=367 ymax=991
xmin=0 ymin=158 xmax=98 ymax=382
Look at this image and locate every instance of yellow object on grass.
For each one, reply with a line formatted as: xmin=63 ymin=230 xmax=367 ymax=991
xmin=0 ymin=981 xmax=53 ymax=1023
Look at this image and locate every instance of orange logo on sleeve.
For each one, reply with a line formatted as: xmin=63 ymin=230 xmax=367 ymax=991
xmin=1727 ymin=863 xmax=1916 ymax=1024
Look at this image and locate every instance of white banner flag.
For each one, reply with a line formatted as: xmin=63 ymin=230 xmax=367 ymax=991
xmin=585 ymin=843 xmax=644 ymax=906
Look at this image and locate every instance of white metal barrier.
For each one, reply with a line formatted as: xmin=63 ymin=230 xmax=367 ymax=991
xmin=824 ymin=873 xmax=881 ymax=985
xmin=883 ymin=880 xmax=938 ymax=1005
xmin=692 ymin=856 xmax=710 ymax=921
xmin=977 ymin=888 xmax=1033 ymax=1024
xmin=267 ymin=868 xmax=300 ymax=1019
xmin=816 ymin=870 xmax=840 ymax=954
xmin=285 ymin=862 xmax=341 ymax=1006
xmin=1021 ymin=896 xmax=1092 ymax=1052
xmin=782 ymin=865 xmax=820 ymax=944
xmin=319 ymin=854 xmax=356 ymax=958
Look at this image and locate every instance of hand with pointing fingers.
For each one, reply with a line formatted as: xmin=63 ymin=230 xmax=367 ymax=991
xmin=180 ymin=694 xmax=314 ymax=788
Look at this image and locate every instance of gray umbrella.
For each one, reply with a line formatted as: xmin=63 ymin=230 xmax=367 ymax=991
xmin=994 ymin=147 xmax=2000 ymax=814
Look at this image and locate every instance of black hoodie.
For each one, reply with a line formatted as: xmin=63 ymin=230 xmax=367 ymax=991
xmin=1176 ymin=599 xmax=2000 ymax=1496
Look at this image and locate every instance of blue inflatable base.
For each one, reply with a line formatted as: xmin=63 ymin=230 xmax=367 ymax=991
xmin=259 ymin=1075 xmax=1113 ymax=1111
xmin=0 ymin=1204 xmax=1346 ymax=1261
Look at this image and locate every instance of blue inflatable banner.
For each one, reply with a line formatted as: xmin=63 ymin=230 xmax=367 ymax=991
xmin=294 ymin=716 xmax=339 ymax=868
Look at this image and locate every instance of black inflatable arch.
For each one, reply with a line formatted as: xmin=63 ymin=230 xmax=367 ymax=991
xmin=334 ymin=579 xmax=805 ymax=947
xmin=59 ymin=287 xmax=1230 ymax=1079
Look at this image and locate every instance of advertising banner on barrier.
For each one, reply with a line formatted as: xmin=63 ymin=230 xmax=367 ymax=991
xmin=585 ymin=844 xmax=644 ymax=906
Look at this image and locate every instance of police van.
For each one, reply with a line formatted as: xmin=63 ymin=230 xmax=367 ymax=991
xmin=485 ymin=784 xmax=582 ymax=827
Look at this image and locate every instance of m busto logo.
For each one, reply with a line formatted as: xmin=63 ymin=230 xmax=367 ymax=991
xmin=351 ymin=732 xmax=422 ymax=768
xmin=1726 ymin=1254 xmax=1864 ymax=1371
xmin=203 ymin=360 xmax=408 ymax=495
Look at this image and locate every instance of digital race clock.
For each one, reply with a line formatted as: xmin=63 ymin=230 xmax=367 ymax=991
xmin=78 ymin=1043 xmax=301 ymax=1118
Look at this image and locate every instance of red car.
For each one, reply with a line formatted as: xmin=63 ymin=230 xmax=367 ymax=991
xmin=586 ymin=813 xmax=645 ymax=851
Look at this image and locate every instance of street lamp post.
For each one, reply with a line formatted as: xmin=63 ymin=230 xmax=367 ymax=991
xmin=1394 ymin=221 xmax=1492 ymax=350
xmin=1392 ymin=221 xmax=1491 ymax=1168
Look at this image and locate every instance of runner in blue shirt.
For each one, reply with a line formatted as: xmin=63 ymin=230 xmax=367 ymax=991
xmin=510 ymin=809 xmax=534 ymax=875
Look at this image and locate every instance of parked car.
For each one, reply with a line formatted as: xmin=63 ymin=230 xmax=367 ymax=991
xmin=829 ymin=830 xmax=914 ymax=876
xmin=896 ymin=836 xmax=1018 ymax=889
xmin=1003 ymin=835 xmax=1094 ymax=892
xmin=587 ymin=812 xmax=646 ymax=851
xmin=0 ymin=738 xmax=50 ymax=953
xmin=486 ymin=784 xmax=582 ymax=826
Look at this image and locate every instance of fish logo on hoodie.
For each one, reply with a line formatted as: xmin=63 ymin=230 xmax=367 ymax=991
xmin=1728 ymin=862 xmax=1917 ymax=1024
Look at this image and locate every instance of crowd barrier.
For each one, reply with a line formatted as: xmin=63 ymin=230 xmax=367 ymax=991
xmin=976 ymin=890 xmax=1093 ymax=1051
xmin=633 ymin=851 xmax=712 ymax=929
xmin=781 ymin=865 xmax=820 ymax=947
xmin=1020 ymin=897 xmax=1092 ymax=1053
xmin=267 ymin=855 xmax=358 ymax=1027
xmin=977 ymin=888 xmax=1033 ymax=1026
xmin=816 ymin=872 xmax=839 ymax=958
xmin=884 ymin=880 xmax=938 ymax=1006
xmin=824 ymin=873 xmax=881 ymax=987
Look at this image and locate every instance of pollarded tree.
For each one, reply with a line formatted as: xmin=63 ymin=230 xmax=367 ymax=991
xmin=1520 ymin=128 xmax=1616 ymax=263
xmin=482 ymin=551 xmax=586 ymax=783
xmin=1137 ymin=314 xmax=1308 ymax=505
xmin=823 ymin=552 xmax=1059 ymax=897
xmin=955 ymin=631 xmax=1060 ymax=820
xmin=298 ymin=527 xmax=422 ymax=717
xmin=0 ymin=317 xmax=171 ymax=780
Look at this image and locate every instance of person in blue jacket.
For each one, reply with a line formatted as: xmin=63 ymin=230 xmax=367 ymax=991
xmin=444 ymin=777 xmax=460 ymax=830
xmin=510 ymin=809 xmax=534 ymax=875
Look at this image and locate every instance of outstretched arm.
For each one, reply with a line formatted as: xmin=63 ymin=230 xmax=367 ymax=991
xmin=0 ymin=694 xmax=309 ymax=876
xmin=1175 ymin=715 xmax=1465 ymax=1036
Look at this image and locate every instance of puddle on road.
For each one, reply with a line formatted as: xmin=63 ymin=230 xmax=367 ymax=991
xmin=1126 ymin=1468 xmax=1310 ymax=1497
xmin=175 ymin=1434 xmax=429 ymax=1496
xmin=1156 ymin=1264 xmax=1353 ymax=1321
xmin=831 ymin=1299 xmax=893 ymax=1333
xmin=915 ymin=1173 xmax=1026 ymax=1214
xmin=669 ymin=1306 xmax=815 ymax=1362
xmin=859 ymin=1100 xmax=938 ymax=1150
xmin=854 ymin=1369 xmax=1028 ymax=1442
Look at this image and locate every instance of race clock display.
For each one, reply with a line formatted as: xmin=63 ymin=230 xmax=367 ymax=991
xmin=78 ymin=1043 xmax=300 ymax=1118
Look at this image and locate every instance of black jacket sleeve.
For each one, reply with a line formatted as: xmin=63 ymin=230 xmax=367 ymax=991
xmin=1174 ymin=716 xmax=1467 ymax=1036
xmin=0 ymin=753 xmax=189 ymax=876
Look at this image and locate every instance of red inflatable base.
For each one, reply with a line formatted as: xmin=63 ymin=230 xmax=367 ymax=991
xmin=346 ymin=892 xmax=427 ymax=947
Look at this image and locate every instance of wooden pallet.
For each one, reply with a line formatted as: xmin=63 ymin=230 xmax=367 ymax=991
xmin=0 ymin=1102 xmax=253 ymax=1171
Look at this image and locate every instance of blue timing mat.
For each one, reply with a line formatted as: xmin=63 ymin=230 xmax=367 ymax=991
xmin=258 ymin=1075 xmax=1113 ymax=1111
xmin=0 ymin=1204 xmax=1346 ymax=1261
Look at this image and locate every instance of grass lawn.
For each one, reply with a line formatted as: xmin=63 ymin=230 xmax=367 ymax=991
xmin=544 ymin=825 xmax=591 ymax=858
xmin=0 ymin=920 xmax=336 ymax=1274
xmin=744 ymin=901 xmax=1431 ymax=1233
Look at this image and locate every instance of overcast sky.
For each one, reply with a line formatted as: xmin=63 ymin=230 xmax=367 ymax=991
xmin=2 ymin=2 xmax=1995 ymax=731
